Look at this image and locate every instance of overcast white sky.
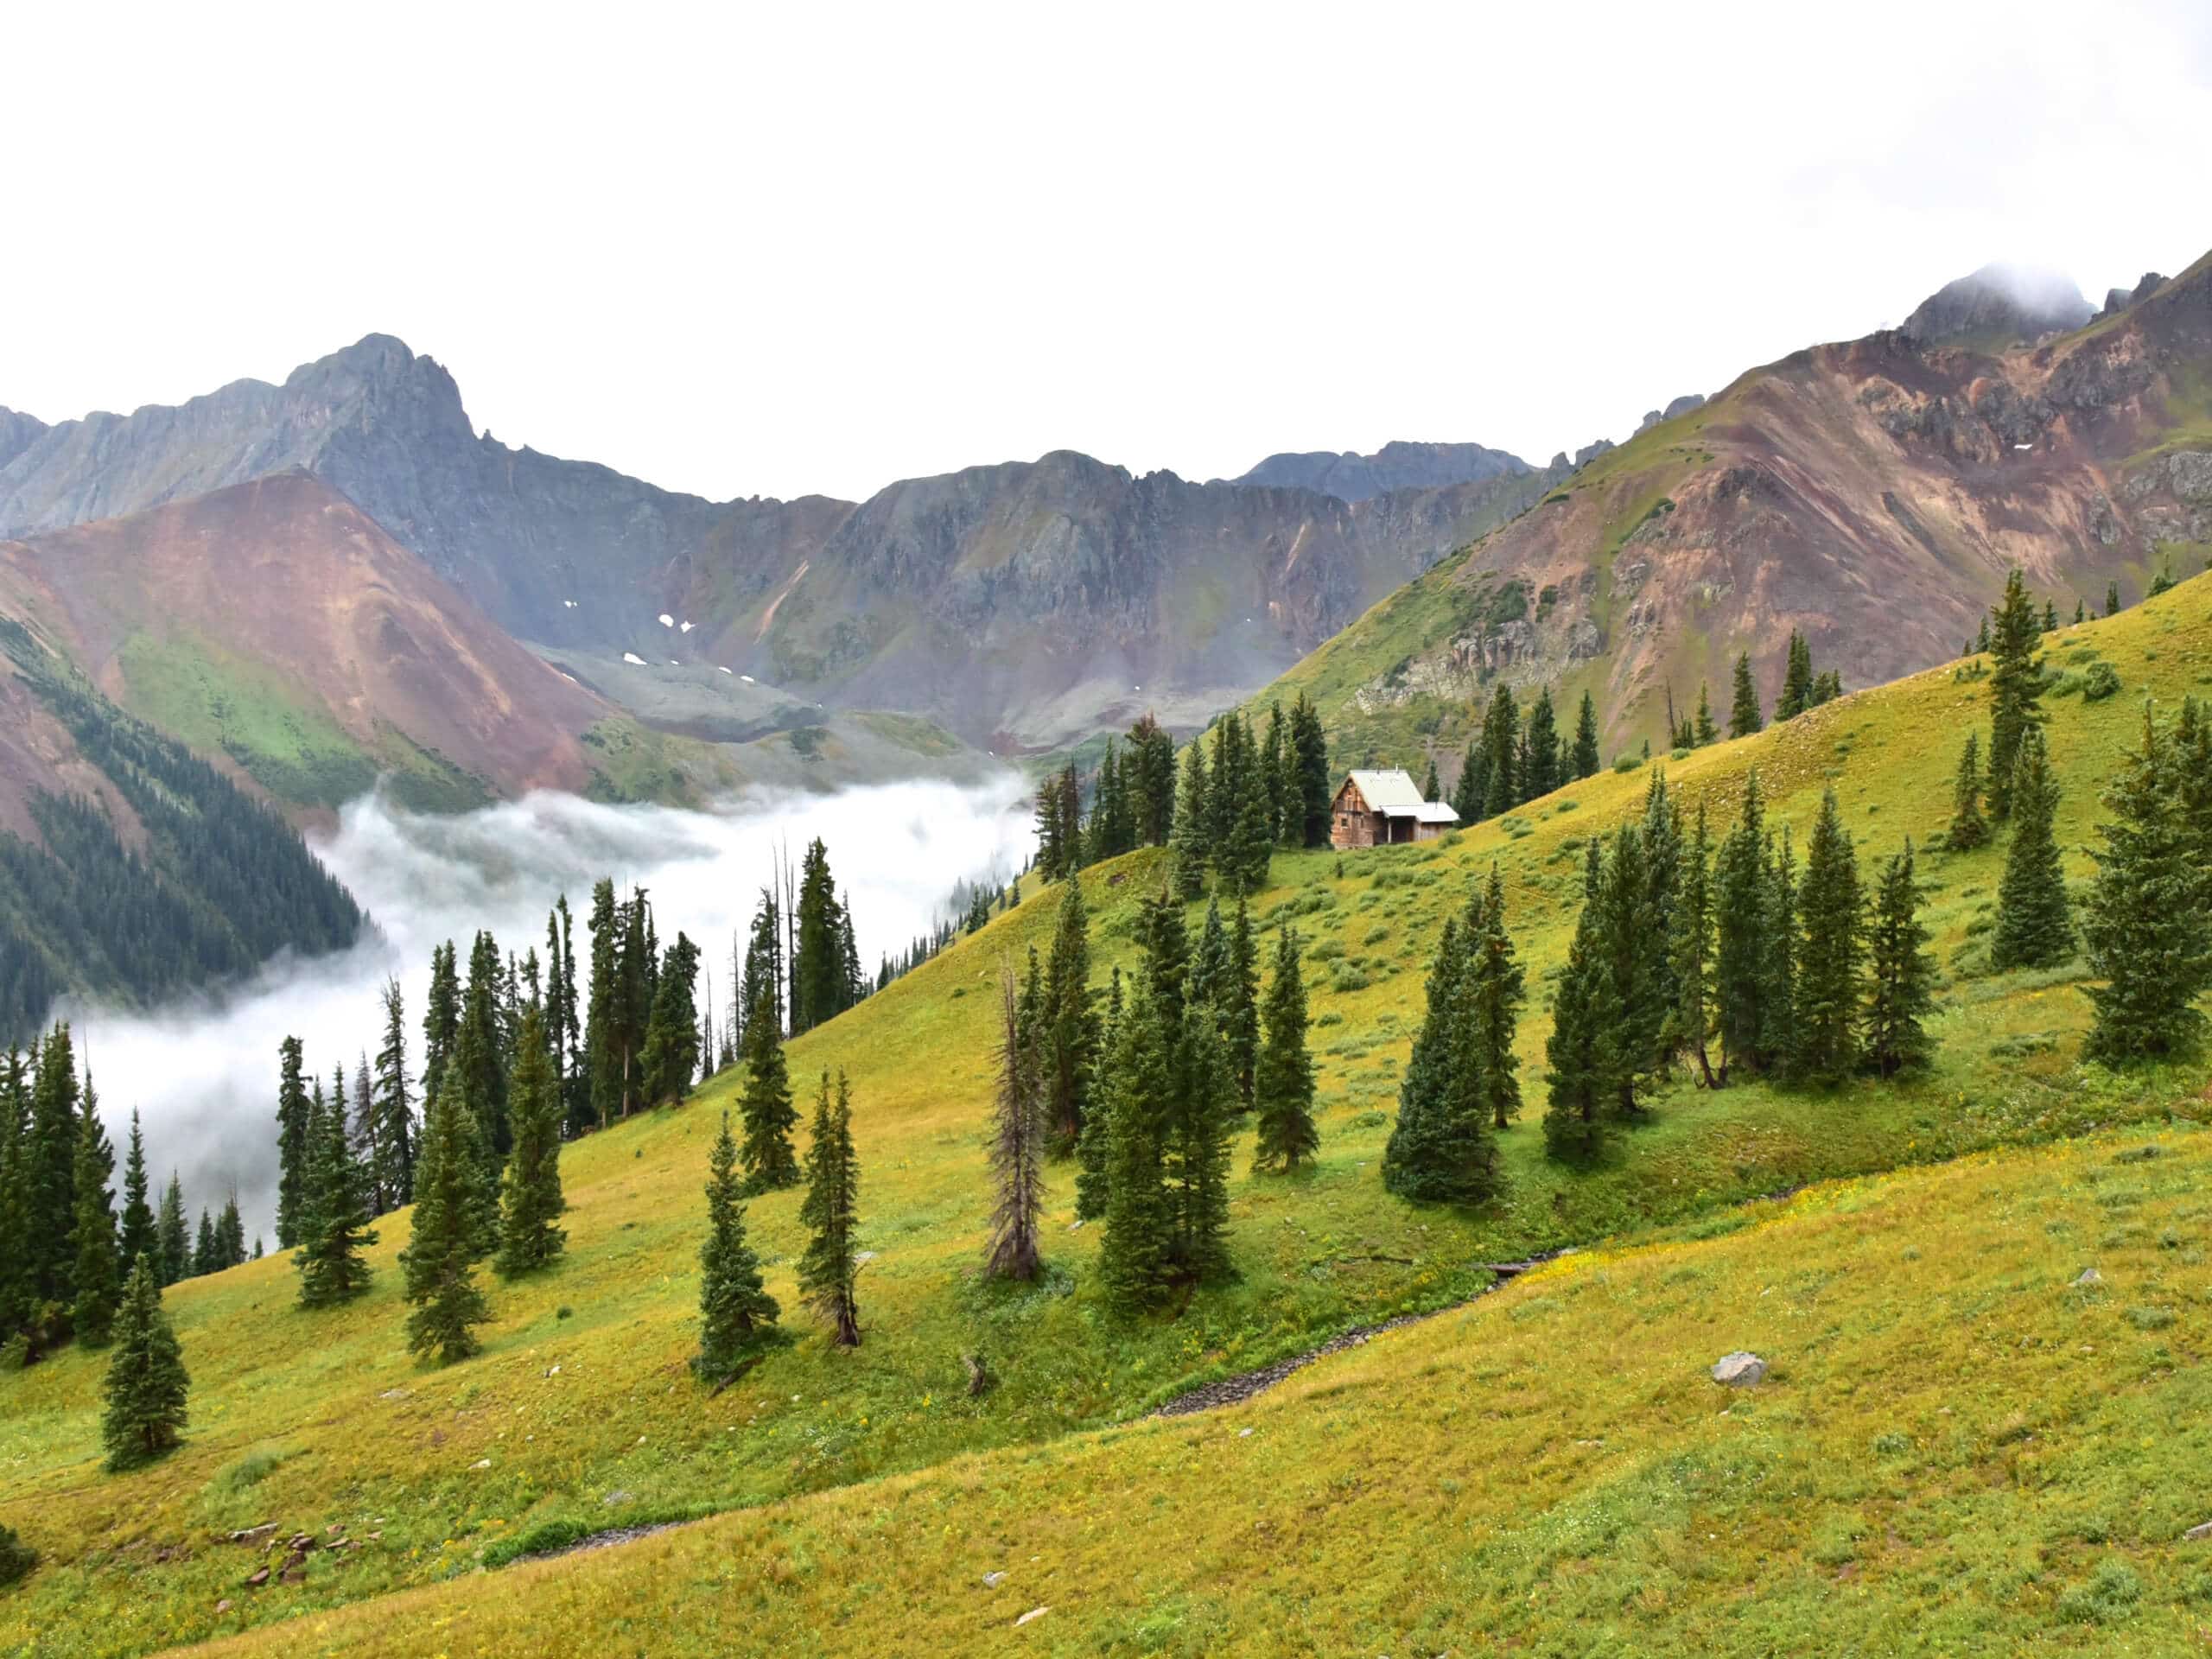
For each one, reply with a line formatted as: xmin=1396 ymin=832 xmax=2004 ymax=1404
xmin=7 ymin=1 xmax=2209 ymax=504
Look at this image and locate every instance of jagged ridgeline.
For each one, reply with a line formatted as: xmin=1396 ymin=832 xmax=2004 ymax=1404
xmin=0 ymin=619 xmax=362 ymax=1038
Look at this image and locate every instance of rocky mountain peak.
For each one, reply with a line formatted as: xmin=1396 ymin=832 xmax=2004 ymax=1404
xmin=1225 ymin=440 xmax=1529 ymax=502
xmin=1898 ymin=263 xmax=2093 ymax=350
xmin=0 ymin=408 xmax=48 ymax=472
xmin=2098 ymin=272 xmax=2168 ymax=319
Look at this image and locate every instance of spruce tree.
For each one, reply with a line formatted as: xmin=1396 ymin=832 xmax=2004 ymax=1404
xmin=1223 ymin=755 xmax=1274 ymax=895
xmin=155 ymin=1175 xmax=188 ymax=1288
xmin=1713 ymin=774 xmax=1771 ymax=1078
xmin=193 ymin=1209 xmax=217 ymax=1277
xmin=1792 ymin=790 xmax=1864 ymax=1084
xmin=694 ymin=1111 xmax=779 ymax=1385
xmin=1040 ymin=869 xmax=1099 ymax=1148
xmin=1519 ymin=689 xmax=1560 ymax=803
xmin=1947 ymin=732 xmax=1988 ymax=850
xmin=422 ymin=941 xmax=461 ymax=1109
xmin=1665 ymin=803 xmax=1718 ymax=1086
xmin=2107 ymin=581 xmax=2120 ymax=617
xmin=1480 ymin=684 xmax=1519 ymax=817
xmin=1864 ymin=841 xmax=1936 ymax=1077
xmin=1572 ymin=690 xmax=1603 ymax=778
xmin=1986 ymin=567 xmax=2044 ymax=820
xmin=273 ymin=1036 xmax=312 ymax=1249
xmin=1167 ymin=739 xmax=1211 ymax=899
xmin=1383 ymin=918 xmax=1497 ymax=1200
xmin=294 ymin=1066 xmax=378 ymax=1309
xmin=986 ymin=963 xmax=1046 ymax=1280
xmin=1421 ymin=757 xmax=1440 ymax=802
xmin=497 ymin=1006 xmax=567 ymax=1277
xmin=1219 ymin=898 xmax=1261 ymax=1109
xmin=1452 ymin=740 xmax=1489 ymax=824
xmin=1075 ymin=967 xmax=1122 ymax=1221
xmin=400 ymin=1084 xmax=492 ymax=1365
xmin=0 ymin=1050 xmax=26 ymax=1343
xmin=1292 ymin=693 xmax=1334 ymax=849
xmin=1467 ymin=864 xmax=1526 ymax=1131
xmin=1545 ymin=843 xmax=1618 ymax=1159
xmin=2074 ymin=598 xmax=2086 ymax=626
xmin=1592 ymin=824 xmax=1662 ymax=1115
xmin=1763 ymin=830 xmax=1801 ymax=1075
xmin=640 ymin=931 xmax=702 ymax=1104
xmin=2044 ymin=599 xmax=2060 ymax=632
xmin=100 ymin=1255 xmax=188 ymax=1470
xmin=2082 ymin=707 xmax=2212 ymax=1062
xmin=583 ymin=880 xmax=625 ymax=1128
xmin=1988 ymin=724 xmax=2072 ymax=969
xmin=70 ymin=1093 xmax=121 ymax=1345
xmin=372 ymin=977 xmax=416 ymax=1211
xmin=1251 ymin=927 xmax=1319 ymax=1172
xmin=1728 ymin=653 xmax=1763 ymax=738
xmin=117 ymin=1112 xmax=156 ymax=1283
xmin=1777 ymin=631 xmax=1814 ymax=721
xmin=458 ymin=931 xmax=511 ymax=1155
xmin=737 ymin=979 xmax=800 ymax=1192
xmin=797 ymin=1071 xmax=861 ymax=1345
xmin=1095 ymin=976 xmax=1171 ymax=1306
xmin=1694 ymin=682 xmax=1719 ymax=747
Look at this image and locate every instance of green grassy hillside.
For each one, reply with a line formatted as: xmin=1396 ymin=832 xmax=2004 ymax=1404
xmin=196 ymin=1122 xmax=2212 ymax=1657
xmin=2 ymin=575 xmax=2209 ymax=1656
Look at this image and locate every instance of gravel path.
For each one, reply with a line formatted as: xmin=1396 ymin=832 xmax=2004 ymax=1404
xmin=525 ymin=1522 xmax=680 ymax=1561
xmin=1150 ymin=1252 xmax=1564 ymax=1418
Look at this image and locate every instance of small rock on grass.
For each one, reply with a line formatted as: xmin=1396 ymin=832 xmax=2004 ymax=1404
xmin=2074 ymin=1268 xmax=2104 ymax=1288
xmin=2186 ymin=1521 xmax=2212 ymax=1541
xmin=1711 ymin=1351 xmax=1767 ymax=1388
xmin=982 ymin=1570 xmax=1005 ymax=1587
xmin=1015 ymin=1606 xmax=1049 ymax=1627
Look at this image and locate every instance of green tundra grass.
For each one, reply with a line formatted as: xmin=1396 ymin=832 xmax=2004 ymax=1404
xmin=0 ymin=575 xmax=2208 ymax=1656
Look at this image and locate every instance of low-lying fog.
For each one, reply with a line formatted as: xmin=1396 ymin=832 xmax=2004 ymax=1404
xmin=52 ymin=776 xmax=1036 ymax=1244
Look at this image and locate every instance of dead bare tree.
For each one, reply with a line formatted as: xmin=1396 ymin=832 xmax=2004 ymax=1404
xmin=984 ymin=957 xmax=1046 ymax=1281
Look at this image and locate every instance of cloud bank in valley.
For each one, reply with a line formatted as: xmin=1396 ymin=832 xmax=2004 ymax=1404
xmin=54 ymin=776 xmax=1035 ymax=1243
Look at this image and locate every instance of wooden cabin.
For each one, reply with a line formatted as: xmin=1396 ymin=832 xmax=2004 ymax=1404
xmin=1330 ymin=768 xmax=1460 ymax=849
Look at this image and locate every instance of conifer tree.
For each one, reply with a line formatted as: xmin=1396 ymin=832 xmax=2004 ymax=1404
xmin=1592 ymin=824 xmax=1663 ymax=1115
xmin=293 ymin=1065 xmax=378 ymax=1309
xmin=1976 ymin=613 xmax=1993 ymax=652
xmin=1763 ymin=829 xmax=1801 ymax=1075
xmin=1811 ymin=669 xmax=1842 ymax=706
xmin=1074 ymin=968 xmax=1122 ymax=1220
xmin=27 ymin=1027 xmax=82 ymax=1316
xmin=1777 ymin=631 xmax=1814 ymax=721
xmin=1545 ymin=844 xmax=1618 ymax=1158
xmin=1947 ymin=732 xmax=1988 ymax=851
xmin=401 ymin=1084 xmax=492 ymax=1365
xmin=1989 ymin=724 xmax=2072 ymax=969
xmin=497 ymin=1006 xmax=567 ymax=1277
xmin=457 ymin=931 xmax=511 ymax=1156
xmin=193 ymin=1209 xmax=217 ymax=1277
xmin=422 ymin=941 xmax=461 ymax=1109
xmin=100 ymin=1255 xmax=187 ymax=1470
xmin=155 ymin=1175 xmax=188 ymax=1288
xmin=1223 ymin=753 xmax=1274 ymax=895
xmin=1251 ymin=927 xmax=1319 ymax=1172
xmin=70 ymin=1091 xmax=120 ymax=1345
xmin=2044 ymin=598 xmax=2060 ymax=632
xmin=1573 ymin=690 xmax=1603 ymax=778
xmin=1095 ymin=976 xmax=1171 ymax=1304
xmin=583 ymin=880 xmax=625 ymax=1128
xmin=1292 ymin=692 xmax=1333 ymax=849
xmin=1480 ymin=684 xmax=1519 ymax=817
xmin=641 ymin=931 xmax=702 ymax=1104
xmin=1864 ymin=841 xmax=1936 ymax=1076
xmin=797 ymin=1071 xmax=862 ymax=1345
xmin=371 ymin=977 xmax=416 ymax=1211
xmin=1519 ymin=689 xmax=1560 ymax=803
xmin=1451 ymin=740 xmax=1489 ymax=823
xmin=1384 ymin=918 xmax=1498 ymax=1199
xmin=1421 ymin=757 xmax=1440 ymax=802
xmin=694 ymin=1111 xmax=779 ymax=1385
xmin=1728 ymin=653 xmax=1763 ymax=738
xmin=117 ymin=1112 xmax=156 ymax=1281
xmin=986 ymin=963 xmax=1046 ymax=1280
xmin=737 ymin=978 xmax=800 ymax=1192
xmin=1986 ymin=567 xmax=2044 ymax=820
xmin=1219 ymin=898 xmax=1261 ymax=1109
xmin=1694 ymin=682 xmax=1719 ymax=746
xmin=0 ymin=1049 xmax=26 ymax=1343
xmin=2074 ymin=598 xmax=2086 ymax=626
xmin=273 ymin=1037 xmax=312 ymax=1249
xmin=1167 ymin=739 xmax=1211 ymax=899
xmin=2082 ymin=707 xmax=2212 ymax=1062
xmin=1713 ymin=773 xmax=1771 ymax=1078
xmin=1033 ymin=771 xmax=1068 ymax=881
xmin=2107 ymin=581 xmax=2120 ymax=617
xmin=1665 ymin=803 xmax=1718 ymax=1085
xmin=1467 ymin=865 xmax=1527 ymax=1131
xmin=1039 ymin=869 xmax=1099 ymax=1148
xmin=1792 ymin=790 xmax=1865 ymax=1084
xmin=444 ymin=1016 xmax=503 ymax=1249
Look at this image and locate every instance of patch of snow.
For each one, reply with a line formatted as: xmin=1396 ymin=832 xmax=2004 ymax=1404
xmin=680 ymin=620 xmax=696 ymax=633
xmin=717 ymin=666 xmax=734 ymax=675
xmin=740 ymin=674 xmax=755 ymax=683
xmin=658 ymin=613 xmax=676 ymax=627
xmin=669 ymin=660 xmax=680 ymax=666
xmin=563 ymin=599 xmax=578 ymax=608
xmin=623 ymin=652 xmax=649 ymax=666
xmin=2013 ymin=442 xmax=2033 ymax=451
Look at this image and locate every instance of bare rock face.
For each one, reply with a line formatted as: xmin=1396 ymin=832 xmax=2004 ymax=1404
xmin=1899 ymin=264 xmax=2093 ymax=349
xmin=1227 ymin=440 xmax=1532 ymax=502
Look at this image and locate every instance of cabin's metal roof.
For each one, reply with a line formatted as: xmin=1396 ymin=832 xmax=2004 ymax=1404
xmin=1411 ymin=802 xmax=1460 ymax=824
xmin=1344 ymin=768 xmax=1426 ymax=811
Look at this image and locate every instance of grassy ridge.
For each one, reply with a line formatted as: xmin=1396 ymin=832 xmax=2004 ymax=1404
xmin=190 ymin=1122 xmax=2212 ymax=1656
xmin=1 ymin=578 xmax=2209 ymax=1656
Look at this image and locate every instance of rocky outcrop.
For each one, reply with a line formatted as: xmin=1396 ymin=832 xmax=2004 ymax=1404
xmin=1899 ymin=264 xmax=2094 ymax=348
xmin=2100 ymin=273 xmax=2167 ymax=317
xmin=1226 ymin=440 xmax=1530 ymax=502
xmin=0 ymin=409 xmax=45 ymax=473
xmin=1636 ymin=394 xmax=1706 ymax=433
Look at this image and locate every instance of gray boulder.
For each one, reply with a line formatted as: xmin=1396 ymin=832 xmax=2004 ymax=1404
xmin=1711 ymin=1351 xmax=1766 ymax=1387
